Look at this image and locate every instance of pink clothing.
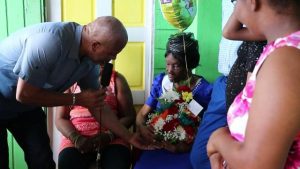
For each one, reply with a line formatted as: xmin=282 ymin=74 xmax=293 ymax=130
xmin=60 ymin=71 xmax=129 ymax=151
xmin=228 ymin=31 xmax=300 ymax=168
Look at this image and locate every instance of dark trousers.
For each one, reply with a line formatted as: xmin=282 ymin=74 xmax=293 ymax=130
xmin=58 ymin=144 xmax=131 ymax=169
xmin=0 ymin=108 xmax=55 ymax=169
xmin=0 ymin=128 xmax=9 ymax=169
xmin=190 ymin=76 xmax=228 ymax=169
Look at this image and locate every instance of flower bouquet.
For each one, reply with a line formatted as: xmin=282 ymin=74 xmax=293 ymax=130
xmin=146 ymin=85 xmax=200 ymax=144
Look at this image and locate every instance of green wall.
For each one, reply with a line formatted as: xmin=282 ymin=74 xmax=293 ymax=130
xmin=0 ymin=0 xmax=45 ymax=40
xmin=0 ymin=0 xmax=45 ymax=168
xmin=196 ymin=0 xmax=222 ymax=82
xmin=154 ymin=0 xmax=222 ymax=82
xmin=154 ymin=0 xmax=178 ymax=76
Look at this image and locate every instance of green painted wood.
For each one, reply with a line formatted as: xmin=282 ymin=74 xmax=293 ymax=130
xmin=6 ymin=0 xmax=25 ymax=35
xmin=0 ymin=0 xmax=45 ymax=168
xmin=8 ymin=132 xmax=14 ymax=169
xmin=0 ymin=0 xmax=8 ymax=39
xmin=13 ymin=139 xmax=27 ymax=169
xmin=154 ymin=68 xmax=166 ymax=76
xmin=154 ymin=29 xmax=178 ymax=50
xmin=24 ymin=0 xmax=45 ymax=26
xmin=154 ymin=49 xmax=166 ymax=69
xmin=196 ymin=0 xmax=222 ymax=82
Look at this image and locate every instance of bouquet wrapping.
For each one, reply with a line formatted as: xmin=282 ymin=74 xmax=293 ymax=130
xmin=146 ymin=85 xmax=200 ymax=144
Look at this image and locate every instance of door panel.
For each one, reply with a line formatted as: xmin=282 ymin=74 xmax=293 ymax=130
xmin=112 ymin=0 xmax=149 ymax=104
xmin=113 ymin=0 xmax=144 ymax=27
xmin=61 ymin=0 xmax=95 ymax=24
xmin=114 ymin=42 xmax=144 ymax=90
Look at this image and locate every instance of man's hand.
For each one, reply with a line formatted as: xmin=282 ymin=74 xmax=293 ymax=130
xmin=77 ymin=88 xmax=106 ymax=110
xmin=128 ymin=132 xmax=155 ymax=150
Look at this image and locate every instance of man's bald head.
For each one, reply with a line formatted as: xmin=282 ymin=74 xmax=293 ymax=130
xmin=87 ymin=16 xmax=128 ymax=51
xmin=81 ymin=16 xmax=128 ymax=64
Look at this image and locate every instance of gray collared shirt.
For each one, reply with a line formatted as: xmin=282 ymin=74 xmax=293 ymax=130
xmin=0 ymin=22 xmax=100 ymax=117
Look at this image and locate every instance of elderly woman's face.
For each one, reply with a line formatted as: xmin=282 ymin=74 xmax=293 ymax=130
xmin=165 ymin=53 xmax=186 ymax=83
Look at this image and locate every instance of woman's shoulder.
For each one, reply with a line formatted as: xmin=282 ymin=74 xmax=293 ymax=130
xmin=192 ymin=74 xmax=213 ymax=93
xmin=154 ymin=72 xmax=166 ymax=81
xmin=152 ymin=72 xmax=167 ymax=86
xmin=192 ymin=74 xmax=210 ymax=86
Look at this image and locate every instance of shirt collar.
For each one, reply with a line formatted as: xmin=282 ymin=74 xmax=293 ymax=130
xmin=68 ymin=25 xmax=83 ymax=61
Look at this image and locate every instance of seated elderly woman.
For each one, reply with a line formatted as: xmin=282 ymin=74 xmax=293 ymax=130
xmin=55 ymin=68 xmax=135 ymax=169
xmin=134 ymin=32 xmax=213 ymax=169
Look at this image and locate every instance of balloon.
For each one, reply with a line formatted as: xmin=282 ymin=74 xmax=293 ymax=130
xmin=159 ymin=0 xmax=197 ymax=31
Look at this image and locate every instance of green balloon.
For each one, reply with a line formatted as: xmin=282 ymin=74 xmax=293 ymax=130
xmin=159 ymin=0 xmax=197 ymax=31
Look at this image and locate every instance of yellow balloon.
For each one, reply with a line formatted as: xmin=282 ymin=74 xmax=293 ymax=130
xmin=159 ymin=0 xmax=197 ymax=31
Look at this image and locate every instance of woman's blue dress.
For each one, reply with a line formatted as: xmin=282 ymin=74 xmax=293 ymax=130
xmin=134 ymin=72 xmax=213 ymax=169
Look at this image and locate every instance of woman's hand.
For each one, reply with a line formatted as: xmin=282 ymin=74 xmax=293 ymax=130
xmin=162 ymin=141 xmax=191 ymax=153
xmin=207 ymin=127 xmax=230 ymax=157
xmin=136 ymin=124 xmax=156 ymax=144
xmin=90 ymin=132 xmax=112 ymax=149
xmin=209 ymin=153 xmax=226 ymax=169
xmin=73 ymin=135 xmax=96 ymax=153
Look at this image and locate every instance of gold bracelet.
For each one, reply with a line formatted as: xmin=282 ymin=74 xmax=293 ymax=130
xmin=69 ymin=131 xmax=80 ymax=144
xmin=72 ymin=93 xmax=76 ymax=105
xmin=106 ymin=130 xmax=115 ymax=142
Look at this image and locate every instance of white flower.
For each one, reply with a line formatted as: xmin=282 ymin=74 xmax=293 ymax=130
xmin=177 ymin=102 xmax=188 ymax=112
xmin=165 ymin=115 xmax=174 ymax=122
xmin=173 ymin=114 xmax=178 ymax=118
xmin=153 ymin=118 xmax=165 ymax=132
xmin=163 ymin=130 xmax=177 ymax=141
xmin=174 ymin=126 xmax=186 ymax=141
xmin=159 ymin=90 xmax=180 ymax=102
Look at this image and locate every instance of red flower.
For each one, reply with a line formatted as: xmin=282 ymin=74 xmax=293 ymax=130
xmin=163 ymin=119 xmax=180 ymax=131
xmin=175 ymin=98 xmax=184 ymax=104
xmin=184 ymin=126 xmax=195 ymax=136
xmin=177 ymin=85 xmax=191 ymax=92
xmin=150 ymin=106 xmax=178 ymax=125
xmin=146 ymin=85 xmax=199 ymax=144
xmin=168 ymin=105 xmax=178 ymax=115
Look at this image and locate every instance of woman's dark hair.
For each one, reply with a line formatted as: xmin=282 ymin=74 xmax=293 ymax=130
xmin=267 ymin=0 xmax=300 ymax=13
xmin=165 ymin=32 xmax=200 ymax=70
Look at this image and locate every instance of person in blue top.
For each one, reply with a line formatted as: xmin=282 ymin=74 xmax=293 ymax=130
xmin=0 ymin=16 xmax=145 ymax=169
xmin=134 ymin=32 xmax=212 ymax=169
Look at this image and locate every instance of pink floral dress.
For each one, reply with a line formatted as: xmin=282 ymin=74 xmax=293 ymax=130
xmin=60 ymin=71 xmax=129 ymax=151
xmin=227 ymin=31 xmax=300 ymax=169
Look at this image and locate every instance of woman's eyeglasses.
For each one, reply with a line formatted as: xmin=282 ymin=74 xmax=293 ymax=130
xmin=231 ymin=0 xmax=237 ymax=5
xmin=166 ymin=64 xmax=182 ymax=71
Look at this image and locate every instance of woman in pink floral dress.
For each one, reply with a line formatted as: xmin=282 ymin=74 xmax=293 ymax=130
xmin=56 ymin=70 xmax=135 ymax=169
xmin=206 ymin=0 xmax=300 ymax=169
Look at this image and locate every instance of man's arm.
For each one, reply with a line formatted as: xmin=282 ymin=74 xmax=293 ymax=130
xmin=16 ymin=78 xmax=105 ymax=109
xmin=95 ymin=105 xmax=149 ymax=150
xmin=115 ymin=73 xmax=136 ymax=128
xmin=223 ymin=11 xmax=265 ymax=41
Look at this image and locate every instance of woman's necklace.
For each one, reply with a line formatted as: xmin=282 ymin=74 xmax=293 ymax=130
xmin=174 ymin=75 xmax=194 ymax=89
